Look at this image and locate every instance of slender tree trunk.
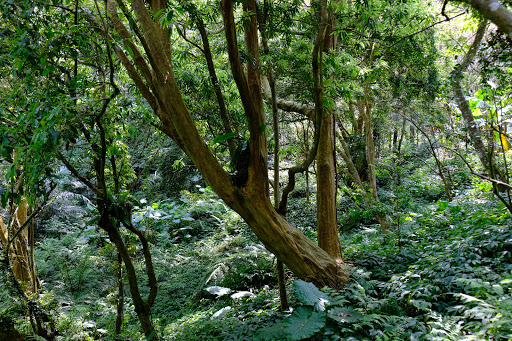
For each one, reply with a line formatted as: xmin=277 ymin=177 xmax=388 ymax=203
xmin=452 ymin=21 xmax=497 ymax=174
xmin=194 ymin=14 xmax=237 ymax=156
xmin=404 ymin=116 xmax=453 ymax=201
xmin=360 ymin=100 xmax=389 ymax=231
xmin=115 ymin=252 xmax=124 ymax=334
xmin=100 ymin=212 xmax=156 ymax=339
xmin=260 ymin=3 xmax=289 ymax=310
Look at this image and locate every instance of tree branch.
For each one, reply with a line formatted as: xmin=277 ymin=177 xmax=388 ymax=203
xmin=451 ymin=0 xmax=512 ymax=35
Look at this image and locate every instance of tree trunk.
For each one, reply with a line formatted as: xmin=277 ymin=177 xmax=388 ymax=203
xmin=260 ymin=3 xmax=289 ymax=310
xmin=194 ymin=13 xmax=237 ymax=156
xmin=451 ymin=20 xmax=501 ymax=177
xmin=106 ymin=0 xmax=349 ymax=289
xmin=315 ymin=1 xmax=342 ymax=259
xmin=317 ymin=113 xmax=342 ymax=259
xmin=360 ymin=100 xmax=389 ymax=231
xmin=0 ymin=198 xmax=36 ymax=295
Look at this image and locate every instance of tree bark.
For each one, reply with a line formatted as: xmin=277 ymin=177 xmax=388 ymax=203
xmin=317 ymin=113 xmax=343 ymax=258
xmin=359 ymin=99 xmax=389 ymax=231
xmin=313 ymin=0 xmax=343 ymax=259
xmin=260 ymin=2 xmax=290 ymax=310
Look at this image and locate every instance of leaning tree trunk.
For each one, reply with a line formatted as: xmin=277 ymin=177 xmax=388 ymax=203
xmin=105 ymin=0 xmax=349 ymax=289
xmin=451 ymin=0 xmax=512 ymax=35
xmin=451 ymin=20 xmax=499 ymax=176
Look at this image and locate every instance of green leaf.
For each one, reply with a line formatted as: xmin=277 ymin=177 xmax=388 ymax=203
xmin=213 ymin=132 xmax=236 ymax=144
xmin=166 ymin=10 xmax=174 ymax=24
xmin=492 ymin=284 xmax=504 ymax=296
xmin=259 ymin=124 xmax=266 ymax=136
xmin=327 ymin=307 xmax=363 ymax=323
xmin=126 ymin=45 xmax=134 ymax=59
xmin=284 ymin=306 xmax=325 ymax=340
xmin=293 ymin=280 xmax=331 ymax=311
xmin=436 ymin=200 xmax=449 ymax=211
xmin=153 ymin=8 xmax=166 ymax=21
xmin=255 ymin=321 xmax=286 ymax=340
xmin=42 ymin=65 xmax=54 ymax=76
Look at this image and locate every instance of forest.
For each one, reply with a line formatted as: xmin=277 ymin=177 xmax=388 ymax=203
xmin=1 ymin=0 xmax=512 ymax=339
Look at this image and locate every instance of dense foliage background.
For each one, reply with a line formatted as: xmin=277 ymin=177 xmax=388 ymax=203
xmin=1 ymin=0 xmax=512 ymax=340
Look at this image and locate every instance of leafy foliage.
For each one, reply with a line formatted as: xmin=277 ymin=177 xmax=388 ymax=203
xmin=1 ymin=0 xmax=512 ymax=340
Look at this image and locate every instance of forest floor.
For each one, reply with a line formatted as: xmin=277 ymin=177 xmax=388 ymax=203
xmin=2 ymin=161 xmax=512 ymax=340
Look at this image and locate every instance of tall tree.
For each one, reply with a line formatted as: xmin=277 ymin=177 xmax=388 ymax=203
xmin=105 ymin=0 xmax=349 ymax=289
xmin=314 ymin=0 xmax=343 ymax=258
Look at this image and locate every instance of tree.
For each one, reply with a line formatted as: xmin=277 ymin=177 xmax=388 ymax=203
xmin=0 ymin=1 xmax=160 ymax=337
xmin=103 ymin=0 xmax=349 ymax=289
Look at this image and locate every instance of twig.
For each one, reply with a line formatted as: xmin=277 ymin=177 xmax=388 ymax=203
xmin=385 ymin=10 xmax=466 ymax=52
xmin=451 ymin=148 xmax=512 ymax=189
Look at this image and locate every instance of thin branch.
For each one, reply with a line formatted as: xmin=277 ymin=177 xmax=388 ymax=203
xmin=178 ymin=26 xmax=205 ymax=53
xmin=56 ymin=150 xmax=103 ymax=196
xmin=451 ymin=148 xmax=512 ymax=189
xmin=385 ymin=11 xmax=466 ymax=52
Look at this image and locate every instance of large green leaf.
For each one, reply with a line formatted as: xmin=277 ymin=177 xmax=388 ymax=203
xmin=213 ymin=132 xmax=236 ymax=144
xmin=327 ymin=307 xmax=363 ymax=323
xmin=284 ymin=306 xmax=325 ymax=340
xmin=293 ymin=280 xmax=331 ymax=311
xmin=255 ymin=322 xmax=286 ymax=340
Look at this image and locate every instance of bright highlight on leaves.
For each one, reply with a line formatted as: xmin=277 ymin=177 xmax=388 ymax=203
xmin=213 ymin=132 xmax=236 ymax=144
xmin=293 ymin=279 xmax=331 ymax=311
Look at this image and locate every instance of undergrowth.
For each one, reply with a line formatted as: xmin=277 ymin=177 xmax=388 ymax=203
xmin=2 ymin=166 xmax=512 ymax=340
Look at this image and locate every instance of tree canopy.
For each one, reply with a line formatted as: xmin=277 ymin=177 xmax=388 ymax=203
xmin=1 ymin=0 xmax=512 ymax=340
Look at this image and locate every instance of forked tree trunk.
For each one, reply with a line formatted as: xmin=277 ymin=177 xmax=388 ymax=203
xmin=106 ymin=0 xmax=349 ymax=289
